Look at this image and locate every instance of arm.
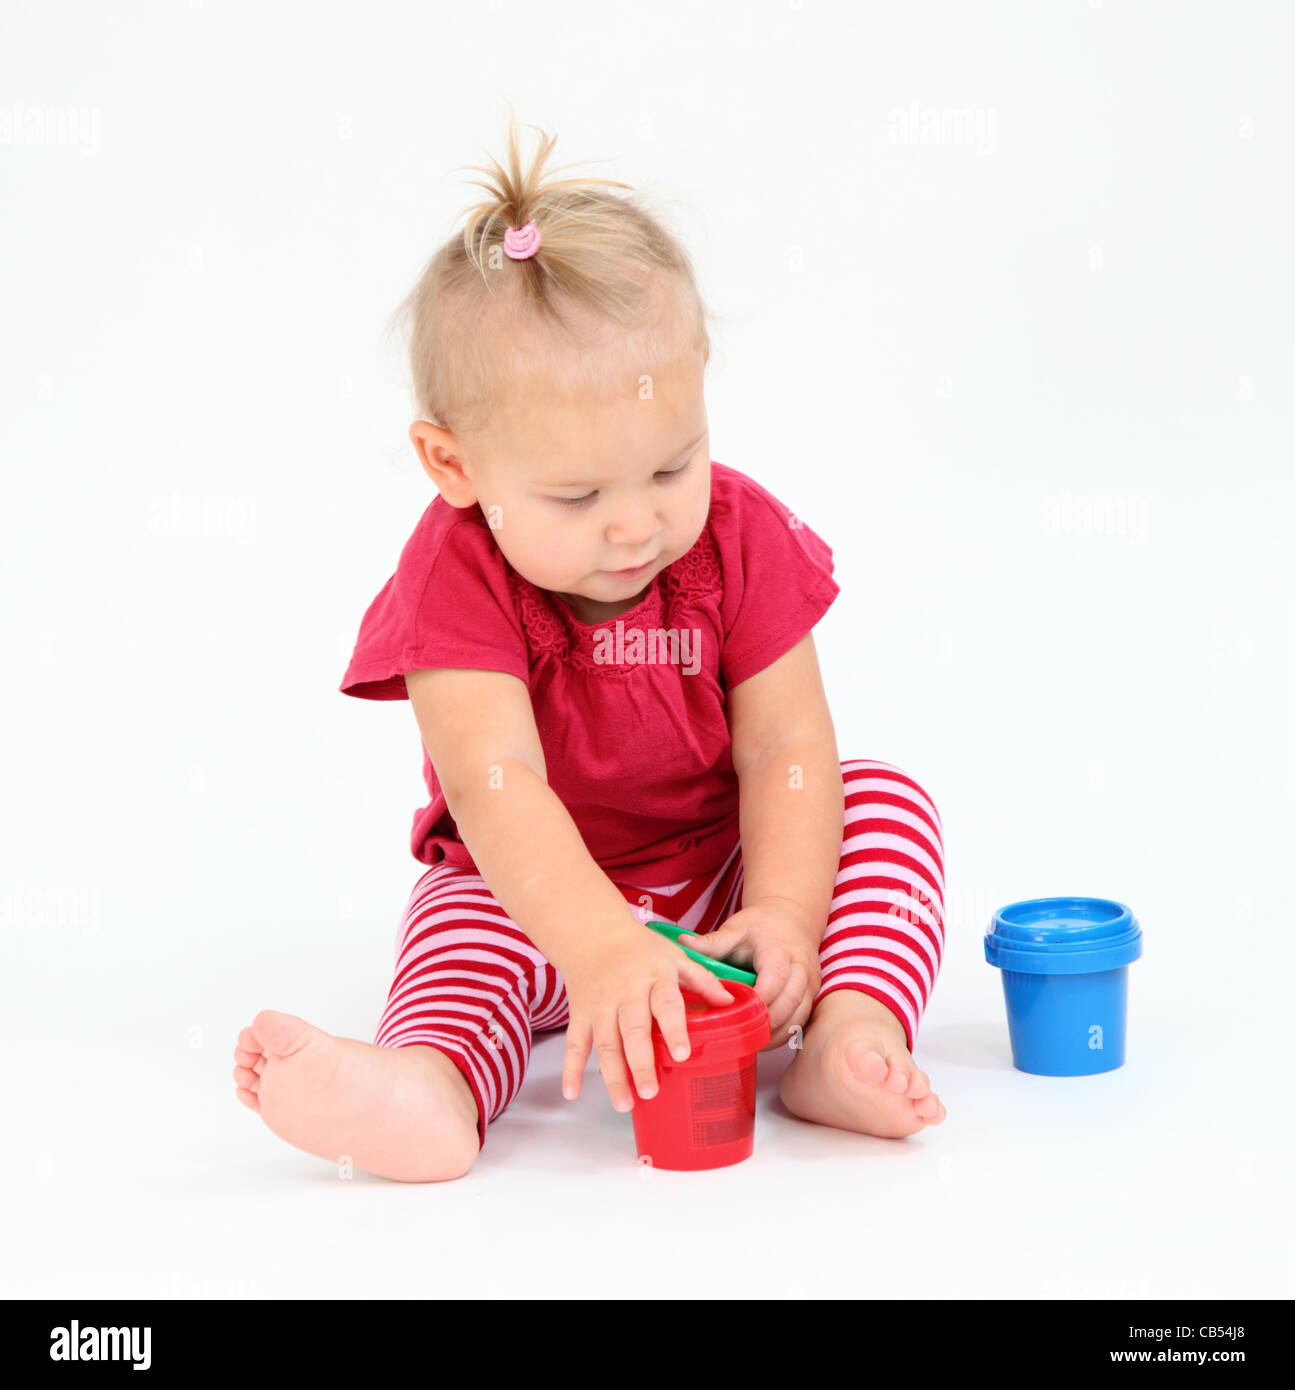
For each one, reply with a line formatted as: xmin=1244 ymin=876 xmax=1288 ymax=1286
xmin=403 ymin=665 xmax=733 ymax=1110
xmin=404 ymin=666 xmax=639 ymax=976
xmin=726 ymin=633 xmax=843 ymax=947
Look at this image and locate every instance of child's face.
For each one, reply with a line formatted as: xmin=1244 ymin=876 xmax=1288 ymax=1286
xmin=423 ymin=343 xmax=710 ymax=617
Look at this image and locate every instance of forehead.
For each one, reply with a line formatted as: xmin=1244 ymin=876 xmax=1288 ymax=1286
xmin=486 ymin=344 xmax=706 ymax=479
xmin=480 ymin=274 xmax=704 ymax=415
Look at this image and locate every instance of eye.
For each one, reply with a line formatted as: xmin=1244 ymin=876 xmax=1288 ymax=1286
xmin=551 ymin=457 xmax=693 ymax=509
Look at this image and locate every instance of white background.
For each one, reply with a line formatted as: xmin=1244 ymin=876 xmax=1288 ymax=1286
xmin=2 ymin=0 xmax=1292 ymax=1300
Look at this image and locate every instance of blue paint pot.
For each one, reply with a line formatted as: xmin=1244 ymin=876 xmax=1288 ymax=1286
xmin=984 ymin=897 xmax=1142 ymax=1076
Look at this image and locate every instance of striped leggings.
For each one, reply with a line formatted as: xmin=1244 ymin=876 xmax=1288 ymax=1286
xmin=373 ymin=758 xmax=944 ymax=1150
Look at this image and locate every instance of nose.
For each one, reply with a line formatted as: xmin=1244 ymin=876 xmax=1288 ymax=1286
xmin=605 ymin=495 xmax=660 ymax=549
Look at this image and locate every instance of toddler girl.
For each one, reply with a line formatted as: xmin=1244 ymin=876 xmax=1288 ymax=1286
xmin=233 ymin=118 xmax=946 ymax=1181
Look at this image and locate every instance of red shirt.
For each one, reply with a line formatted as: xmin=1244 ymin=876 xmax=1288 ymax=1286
xmin=339 ymin=460 xmax=839 ymax=886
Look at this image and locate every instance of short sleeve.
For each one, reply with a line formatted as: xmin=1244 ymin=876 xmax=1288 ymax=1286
xmin=716 ymin=470 xmax=840 ymax=690
xmin=339 ymin=509 xmax=530 ymax=700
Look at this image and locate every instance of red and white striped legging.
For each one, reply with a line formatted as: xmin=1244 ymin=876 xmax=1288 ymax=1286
xmin=373 ymin=758 xmax=944 ymax=1150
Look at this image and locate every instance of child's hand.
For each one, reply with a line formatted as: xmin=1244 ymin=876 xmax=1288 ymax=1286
xmin=680 ymin=901 xmax=823 ymax=1050
xmin=559 ymin=919 xmax=735 ymax=1113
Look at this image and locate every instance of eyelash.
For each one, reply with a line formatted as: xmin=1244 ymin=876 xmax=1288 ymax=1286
xmin=555 ymin=458 xmax=692 ymax=509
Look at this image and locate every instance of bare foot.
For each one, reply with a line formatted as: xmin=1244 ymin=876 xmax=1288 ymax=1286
xmin=779 ymin=990 xmax=947 ymax=1139
xmin=233 ymin=1009 xmax=479 ymax=1182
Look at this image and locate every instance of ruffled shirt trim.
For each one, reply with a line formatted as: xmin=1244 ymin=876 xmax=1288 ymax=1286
xmin=503 ymin=524 xmax=724 ymax=673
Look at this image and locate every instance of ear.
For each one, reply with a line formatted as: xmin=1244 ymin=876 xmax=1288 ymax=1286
xmin=409 ymin=420 xmax=479 ymax=508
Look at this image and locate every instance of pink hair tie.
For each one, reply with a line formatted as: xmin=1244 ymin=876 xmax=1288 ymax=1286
xmin=503 ymin=219 xmax=541 ymax=260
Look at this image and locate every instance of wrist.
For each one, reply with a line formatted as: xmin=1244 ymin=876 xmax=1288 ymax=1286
xmin=548 ymin=898 xmax=643 ymax=976
xmin=748 ymin=894 xmax=826 ymax=945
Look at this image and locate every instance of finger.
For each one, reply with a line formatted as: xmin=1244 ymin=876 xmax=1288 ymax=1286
xmin=679 ymin=927 xmax=728 ymax=956
xmin=562 ymin=1019 xmax=592 ymax=1100
xmin=789 ymin=977 xmax=818 ymax=1036
xmin=763 ymin=960 xmax=811 ymax=1042
xmin=682 ymin=959 xmax=735 ymax=1007
xmin=618 ymin=1000 xmax=660 ymax=1100
xmin=753 ymin=952 xmax=792 ymax=1010
xmin=683 ymin=925 xmax=749 ymax=963
xmin=650 ymin=978 xmax=692 ymax=1063
xmin=767 ymin=957 xmax=808 ymax=1023
xmin=592 ymin=1014 xmax=634 ymax=1113
xmin=765 ymin=998 xmax=798 ymax=1045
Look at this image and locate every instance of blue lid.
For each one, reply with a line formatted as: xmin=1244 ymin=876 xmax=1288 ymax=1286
xmin=984 ymin=897 xmax=1142 ymax=975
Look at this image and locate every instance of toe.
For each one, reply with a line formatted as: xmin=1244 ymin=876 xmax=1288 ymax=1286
xmin=907 ymin=1070 xmax=931 ymax=1100
xmin=234 ymin=1086 xmax=260 ymax=1111
xmin=234 ymin=1046 xmax=259 ymax=1068
xmin=884 ymin=1057 xmax=911 ymax=1093
xmin=233 ymin=1065 xmax=259 ymax=1091
xmin=250 ymin=1009 xmax=313 ymax=1059
xmin=913 ymin=1094 xmax=938 ymax=1118
xmin=237 ymin=1026 xmax=261 ymax=1053
xmin=842 ymin=1041 xmax=889 ymax=1087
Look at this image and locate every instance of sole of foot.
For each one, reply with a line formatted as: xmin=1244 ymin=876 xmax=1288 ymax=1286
xmin=233 ymin=1009 xmax=480 ymax=1183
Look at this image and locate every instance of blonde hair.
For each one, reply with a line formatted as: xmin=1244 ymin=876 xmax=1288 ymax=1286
xmin=386 ymin=112 xmax=719 ymax=441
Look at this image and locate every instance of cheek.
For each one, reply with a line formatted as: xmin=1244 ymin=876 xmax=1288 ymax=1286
xmin=500 ymin=504 xmax=559 ymax=569
xmin=535 ymin=512 xmax=587 ymax=569
xmin=686 ymin=476 xmax=711 ymax=525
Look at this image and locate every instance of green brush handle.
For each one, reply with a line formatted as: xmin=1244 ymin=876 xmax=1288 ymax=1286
xmin=645 ymin=920 xmax=758 ymax=985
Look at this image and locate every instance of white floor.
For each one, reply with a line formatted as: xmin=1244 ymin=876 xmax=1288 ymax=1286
xmin=4 ymin=904 xmax=1288 ymax=1301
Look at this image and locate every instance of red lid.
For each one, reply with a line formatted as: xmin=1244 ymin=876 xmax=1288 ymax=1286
xmin=653 ymin=982 xmax=770 ymax=1065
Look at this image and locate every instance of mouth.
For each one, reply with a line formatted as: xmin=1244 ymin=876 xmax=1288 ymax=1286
xmin=601 ymin=557 xmax=658 ymax=581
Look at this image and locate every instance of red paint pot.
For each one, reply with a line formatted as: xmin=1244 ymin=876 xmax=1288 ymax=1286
xmin=630 ymin=982 xmax=771 ymax=1171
